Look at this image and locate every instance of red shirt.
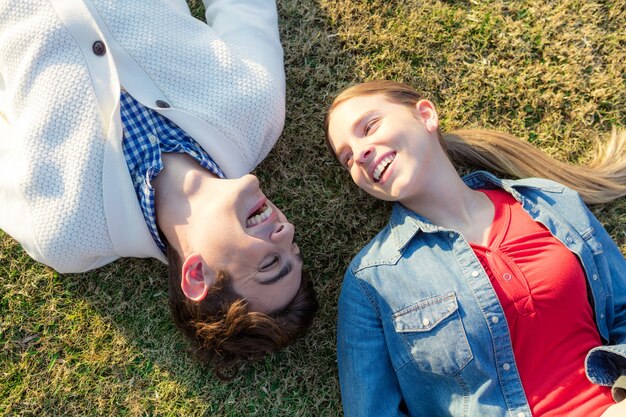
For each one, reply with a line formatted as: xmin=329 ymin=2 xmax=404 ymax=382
xmin=471 ymin=189 xmax=613 ymax=416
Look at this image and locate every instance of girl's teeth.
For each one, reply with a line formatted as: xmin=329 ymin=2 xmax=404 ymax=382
xmin=373 ymin=155 xmax=394 ymax=181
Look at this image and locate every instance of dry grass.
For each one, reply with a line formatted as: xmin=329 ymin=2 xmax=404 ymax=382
xmin=2 ymin=0 xmax=625 ymax=415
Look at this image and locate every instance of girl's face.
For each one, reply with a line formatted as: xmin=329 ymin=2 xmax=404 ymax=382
xmin=326 ymin=93 xmax=441 ymax=202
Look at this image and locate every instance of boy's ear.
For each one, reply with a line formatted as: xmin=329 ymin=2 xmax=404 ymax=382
xmin=180 ymin=253 xmax=216 ymax=301
xmin=414 ymin=99 xmax=439 ymax=132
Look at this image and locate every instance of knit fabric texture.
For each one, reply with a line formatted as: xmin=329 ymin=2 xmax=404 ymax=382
xmin=0 ymin=0 xmax=285 ymax=272
xmin=0 ymin=3 xmax=113 ymax=272
xmin=90 ymin=0 xmax=283 ymax=168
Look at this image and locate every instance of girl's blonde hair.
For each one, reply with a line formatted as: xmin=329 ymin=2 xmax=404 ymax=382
xmin=324 ymin=80 xmax=626 ymax=204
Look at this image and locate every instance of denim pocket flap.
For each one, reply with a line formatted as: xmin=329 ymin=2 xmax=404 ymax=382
xmin=393 ymin=292 xmax=458 ymax=333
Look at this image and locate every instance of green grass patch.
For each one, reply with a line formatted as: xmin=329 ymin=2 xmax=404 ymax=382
xmin=2 ymin=0 xmax=625 ymax=415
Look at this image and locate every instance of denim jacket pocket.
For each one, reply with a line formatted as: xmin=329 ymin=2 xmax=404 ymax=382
xmin=392 ymin=292 xmax=473 ymax=375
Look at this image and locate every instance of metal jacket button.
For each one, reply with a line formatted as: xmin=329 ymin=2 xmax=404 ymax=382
xmin=92 ymin=40 xmax=106 ymax=56
xmin=155 ymin=100 xmax=170 ymax=108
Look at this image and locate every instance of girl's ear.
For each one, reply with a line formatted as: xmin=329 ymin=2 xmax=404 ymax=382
xmin=414 ymin=99 xmax=439 ymax=132
xmin=180 ymin=253 xmax=216 ymax=301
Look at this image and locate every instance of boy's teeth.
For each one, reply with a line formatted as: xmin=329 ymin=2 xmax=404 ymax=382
xmin=373 ymin=155 xmax=394 ymax=181
xmin=246 ymin=204 xmax=274 ymax=227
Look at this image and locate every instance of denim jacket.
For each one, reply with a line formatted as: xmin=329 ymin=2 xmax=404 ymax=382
xmin=337 ymin=171 xmax=626 ymax=417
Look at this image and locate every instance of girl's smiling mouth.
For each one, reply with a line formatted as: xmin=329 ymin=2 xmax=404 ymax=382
xmin=372 ymin=152 xmax=396 ymax=183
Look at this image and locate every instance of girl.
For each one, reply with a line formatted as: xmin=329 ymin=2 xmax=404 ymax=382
xmin=325 ymin=80 xmax=626 ymax=416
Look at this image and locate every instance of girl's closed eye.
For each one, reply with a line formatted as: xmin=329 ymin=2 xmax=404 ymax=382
xmin=364 ymin=118 xmax=379 ymax=135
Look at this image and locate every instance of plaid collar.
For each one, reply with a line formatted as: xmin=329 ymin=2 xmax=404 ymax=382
xmin=120 ymin=90 xmax=225 ymax=254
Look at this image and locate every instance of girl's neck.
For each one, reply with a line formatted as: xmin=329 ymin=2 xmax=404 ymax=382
xmin=401 ymin=171 xmax=494 ymax=244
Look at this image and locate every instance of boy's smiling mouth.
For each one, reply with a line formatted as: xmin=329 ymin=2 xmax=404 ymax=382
xmin=246 ymin=203 xmax=274 ymax=227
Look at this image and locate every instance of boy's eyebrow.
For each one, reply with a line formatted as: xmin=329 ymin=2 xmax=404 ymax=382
xmin=261 ymin=262 xmax=292 ymax=286
xmin=260 ymin=252 xmax=302 ymax=286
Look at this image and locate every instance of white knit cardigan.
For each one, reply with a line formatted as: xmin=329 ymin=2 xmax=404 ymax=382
xmin=0 ymin=0 xmax=285 ymax=272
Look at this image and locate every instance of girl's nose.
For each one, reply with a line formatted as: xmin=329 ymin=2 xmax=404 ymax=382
xmin=355 ymin=146 xmax=373 ymax=164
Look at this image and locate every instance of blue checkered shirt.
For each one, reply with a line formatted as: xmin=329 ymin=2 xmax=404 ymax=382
xmin=120 ymin=90 xmax=225 ymax=254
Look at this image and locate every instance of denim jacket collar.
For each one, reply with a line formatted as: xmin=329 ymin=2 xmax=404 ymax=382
xmin=388 ymin=170 xmax=566 ymax=252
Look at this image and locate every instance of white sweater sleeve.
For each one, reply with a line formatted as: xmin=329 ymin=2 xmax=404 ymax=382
xmin=203 ymin=0 xmax=285 ymax=86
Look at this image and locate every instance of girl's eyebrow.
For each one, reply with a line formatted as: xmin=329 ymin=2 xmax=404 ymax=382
xmin=351 ymin=110 xmax=376 ymax=135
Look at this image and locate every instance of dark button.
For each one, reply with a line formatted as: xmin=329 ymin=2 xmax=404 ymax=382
xmin=92 ymin=40 xmax=106 ymax=56
xmin=155 ymin=100 xmax=170 ymax=108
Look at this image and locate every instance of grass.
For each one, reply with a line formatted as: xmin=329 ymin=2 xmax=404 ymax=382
xmin=1 ymin=0 xmax=625 ymax=415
